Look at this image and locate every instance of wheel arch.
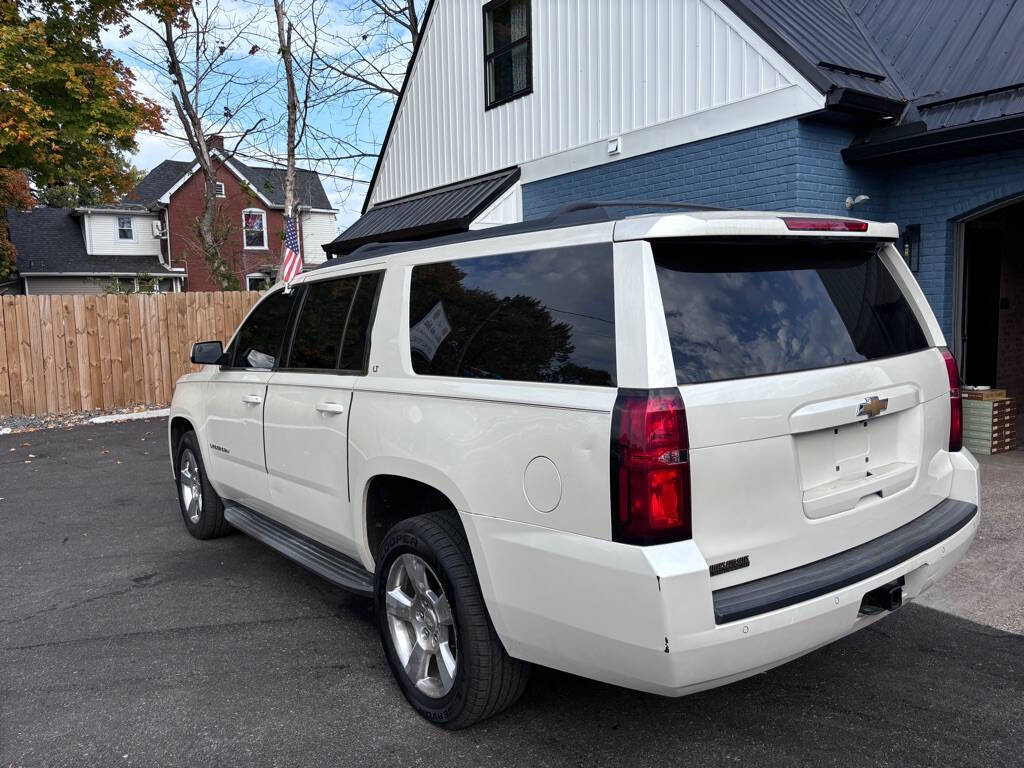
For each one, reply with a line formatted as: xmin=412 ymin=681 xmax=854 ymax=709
xmin=361 ymin=469 xmax=466 ymax=566
xmin=359 ymin=466 xmax=513 ymax=653
xmin=168 ymin=415 xmax=196 ymax=478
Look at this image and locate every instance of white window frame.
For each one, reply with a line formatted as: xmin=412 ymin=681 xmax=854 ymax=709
xmin=116 ymin=216 xmax=135 ymax=241
xmin=246 ymin=272 xmax=271 ymax=291
xmin=215 ymin=181 xmax=226 ymax=197
xmin=242 ymin=208 xmax=268 ymax=250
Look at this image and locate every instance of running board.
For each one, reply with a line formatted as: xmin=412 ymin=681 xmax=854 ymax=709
xmin=223 ymin=503 xmax=374 ymax=597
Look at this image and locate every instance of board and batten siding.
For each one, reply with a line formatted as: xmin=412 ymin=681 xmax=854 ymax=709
xmin=369 ymin=0 xmax=824 ymax=207
xmin=300 ymin=211 xmax=338 ymax=264
xmin=83 ymin=213 xmax=162 ymax=257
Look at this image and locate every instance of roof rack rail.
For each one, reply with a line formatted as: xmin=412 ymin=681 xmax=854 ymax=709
xmin=319 ymin=199 xmax=737 ymax=265
xmin=550 ymin=200 xmax=734 ymax=217
xmin=316 ymin=239 xmax=421 ymax=267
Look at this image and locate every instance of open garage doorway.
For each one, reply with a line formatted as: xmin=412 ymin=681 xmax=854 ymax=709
xmin=957 ymin=198 xmax=1024 ymax=435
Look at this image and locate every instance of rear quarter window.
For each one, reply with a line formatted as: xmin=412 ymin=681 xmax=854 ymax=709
xmin=652 ymin=239 xmax=929 ymax=384
xmin=409 ymin=245 xmax=616 ymax=386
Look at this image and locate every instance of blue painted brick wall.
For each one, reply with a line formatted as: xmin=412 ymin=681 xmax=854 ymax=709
xmin=792 ymin=121 xmax=887 ymax=220
xmin=886 ymin=149 xmax=1024 ymax=336
xmin=522 ymin=116 xmax=1024 ymax=336
xmin=521 ymin=118 xmax=887 ymax=219
xmin=522 ymin=120 xmax=804 ymax=218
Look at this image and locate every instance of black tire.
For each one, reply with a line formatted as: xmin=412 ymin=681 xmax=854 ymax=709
xmin=174 ymin=430 xmax=230 ymax=540
xmin=375 ymin=511 xmax=530 ymax=729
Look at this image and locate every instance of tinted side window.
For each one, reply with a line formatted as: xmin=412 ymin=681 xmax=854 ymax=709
xmin=339 ymin=273 xmax=381 ymax=371
xmin=232 ymin=290 xmax=296 ymax=369
xmin=288 ymin=278 xmax=358 ymax=370
xmin=409 ymin=246 xmax=616 ymax=386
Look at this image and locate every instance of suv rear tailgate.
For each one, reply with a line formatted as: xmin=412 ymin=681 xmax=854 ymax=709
xmin=650 ymin=237 xmax=957 ymax=589
xmin=685 ymin=348 xmax=955 ymax=588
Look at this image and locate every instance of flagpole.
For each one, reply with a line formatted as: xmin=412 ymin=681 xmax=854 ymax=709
xmin=279 ymin=204 xmax=303 ymax=294
xmin=282 ymin=204 xmax=293 ymax=294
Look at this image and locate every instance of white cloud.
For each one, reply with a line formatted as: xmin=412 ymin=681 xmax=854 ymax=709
xmin=131 ymin=131 xmax=193 ymax=171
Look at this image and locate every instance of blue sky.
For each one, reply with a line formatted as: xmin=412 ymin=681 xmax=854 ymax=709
xmin=104 ymin=4 xmax=412 ymax=232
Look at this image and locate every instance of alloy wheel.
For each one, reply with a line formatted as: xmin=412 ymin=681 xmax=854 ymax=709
xmin=179 ymin=448 xmax=204 ymax=524
xmin=385 ymin=553 xmax=458 ymax=698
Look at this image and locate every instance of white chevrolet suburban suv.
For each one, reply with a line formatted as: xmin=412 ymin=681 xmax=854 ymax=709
xmin=169 ymin=203 xmax=980 ymax=728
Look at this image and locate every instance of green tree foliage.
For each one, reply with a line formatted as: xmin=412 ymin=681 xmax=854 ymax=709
xmin=0 ymin=0 xmax=163 ymax=274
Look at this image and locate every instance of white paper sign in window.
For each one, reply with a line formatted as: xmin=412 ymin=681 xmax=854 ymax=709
xmin=409 ymin=301 xmax=451 ymax=362
xmin=246 ymin=349 xmax=275 ymax=369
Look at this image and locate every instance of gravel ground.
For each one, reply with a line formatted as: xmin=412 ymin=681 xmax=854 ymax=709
xmin=0 ymin=405 xmax=166 ymax=434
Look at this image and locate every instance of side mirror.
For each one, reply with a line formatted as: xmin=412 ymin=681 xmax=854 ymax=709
xmin=191 ymin=340 xmax=226 ymax=365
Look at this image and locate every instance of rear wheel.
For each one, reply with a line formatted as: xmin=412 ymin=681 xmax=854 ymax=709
xmin=174 ymin=430 xmax=230 ymax=540
xmin=375 ymin=512 xmax=530 ymax=728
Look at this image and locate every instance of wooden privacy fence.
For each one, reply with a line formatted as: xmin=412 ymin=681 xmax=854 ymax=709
xmin=0 ymin=292 xmax=265 ymax=418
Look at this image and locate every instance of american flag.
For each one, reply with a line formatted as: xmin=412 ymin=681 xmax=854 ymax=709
xmin=279 ymin=215 xmax=302 ymax=284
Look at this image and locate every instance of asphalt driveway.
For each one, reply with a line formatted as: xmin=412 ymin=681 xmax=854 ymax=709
xmin=1 ymin=420 xmax=1022 ymax=767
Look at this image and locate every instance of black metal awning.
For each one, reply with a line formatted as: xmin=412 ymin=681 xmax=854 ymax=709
xmin=323 ymin=167 xmax=520 ymax=256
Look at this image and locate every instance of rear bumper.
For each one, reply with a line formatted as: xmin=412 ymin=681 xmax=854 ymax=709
xmin=712 ymin=498 xmax=977 ymax=624
xmin=667 ymin=504 xmax=978 ymax=696
xmin=462 ymin=470 xmax=980 ymax=697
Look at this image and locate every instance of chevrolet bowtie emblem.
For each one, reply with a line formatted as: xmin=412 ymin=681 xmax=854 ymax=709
xmin=858 ymin=395 xmax=889 ymax=419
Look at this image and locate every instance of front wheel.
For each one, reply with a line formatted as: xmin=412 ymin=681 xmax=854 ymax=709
xmin=174 ymin=430 xmax=230 ymax=540
xmin=375 ymin=512 xmax=530 ymax=728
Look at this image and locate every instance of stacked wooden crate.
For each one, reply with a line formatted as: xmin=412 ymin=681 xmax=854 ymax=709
xmin=962 ymin=388 xmax=1017 ymax=455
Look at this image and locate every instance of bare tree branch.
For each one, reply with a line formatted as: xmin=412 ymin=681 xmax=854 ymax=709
xmin=129 ymin=0 xmax=270 ymax=289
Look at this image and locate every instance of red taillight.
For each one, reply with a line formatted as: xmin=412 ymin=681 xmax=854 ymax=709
xmin=940 ymin=347 xmax=963 ymax=452
xmin=610 ymin=388 xmax=691 ymax=544
xmin=781 ymin=217 xmax=869 ymax=232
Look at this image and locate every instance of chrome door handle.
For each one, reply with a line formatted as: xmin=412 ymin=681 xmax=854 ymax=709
xmin=316 ymin=401 xmax=346 ymax=414
xmin=241 ymin=394 xmax=263 ymax=405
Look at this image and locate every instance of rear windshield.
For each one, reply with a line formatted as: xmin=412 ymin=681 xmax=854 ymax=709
xmin=652 ymin=240 xmax=929 ymax=384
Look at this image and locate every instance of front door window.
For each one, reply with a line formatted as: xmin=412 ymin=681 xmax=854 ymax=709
xmin=231 ymin=289 xmax=295 ymax=369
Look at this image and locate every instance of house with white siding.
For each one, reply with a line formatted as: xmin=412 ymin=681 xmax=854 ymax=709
xmin=327 ymin=0 xmax=1024 ymax=409
xmin=5 ymin=205 xmax=184 ymax=295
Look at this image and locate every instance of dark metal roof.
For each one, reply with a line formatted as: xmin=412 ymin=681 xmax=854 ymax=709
xmin=6 ymin=207 xmax=177 ymax=275
xmin=726 ymin=0 xmax=1024 ymax=161
xmin=854 ymin=0 xmax=1024 ymax=112
xmin=727 ymin=0 xmax=1024 ymax=111
xmin=320 ymin=205 xmax=612 ymax=267
xmin=325 ymin=167 xmax=520 ymax=256
xmin=124 ymin=156 xmax=333 ymax=210
xmin=721 ymin=0 xmax=903 ymax=102
xmin=917 ymin=85 xmax=1024 ymax=131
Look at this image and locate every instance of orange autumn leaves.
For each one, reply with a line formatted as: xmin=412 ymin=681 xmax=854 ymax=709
xmin=0 ymin=7 xmax=163 ymax=197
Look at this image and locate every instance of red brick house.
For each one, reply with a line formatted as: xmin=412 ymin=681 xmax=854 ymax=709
xmin=126 ymin=137 xmax=337 ymax=291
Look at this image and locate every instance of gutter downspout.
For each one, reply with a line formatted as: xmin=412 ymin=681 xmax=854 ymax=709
xmin=162 ymin=208 xmax=171 ymax=270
